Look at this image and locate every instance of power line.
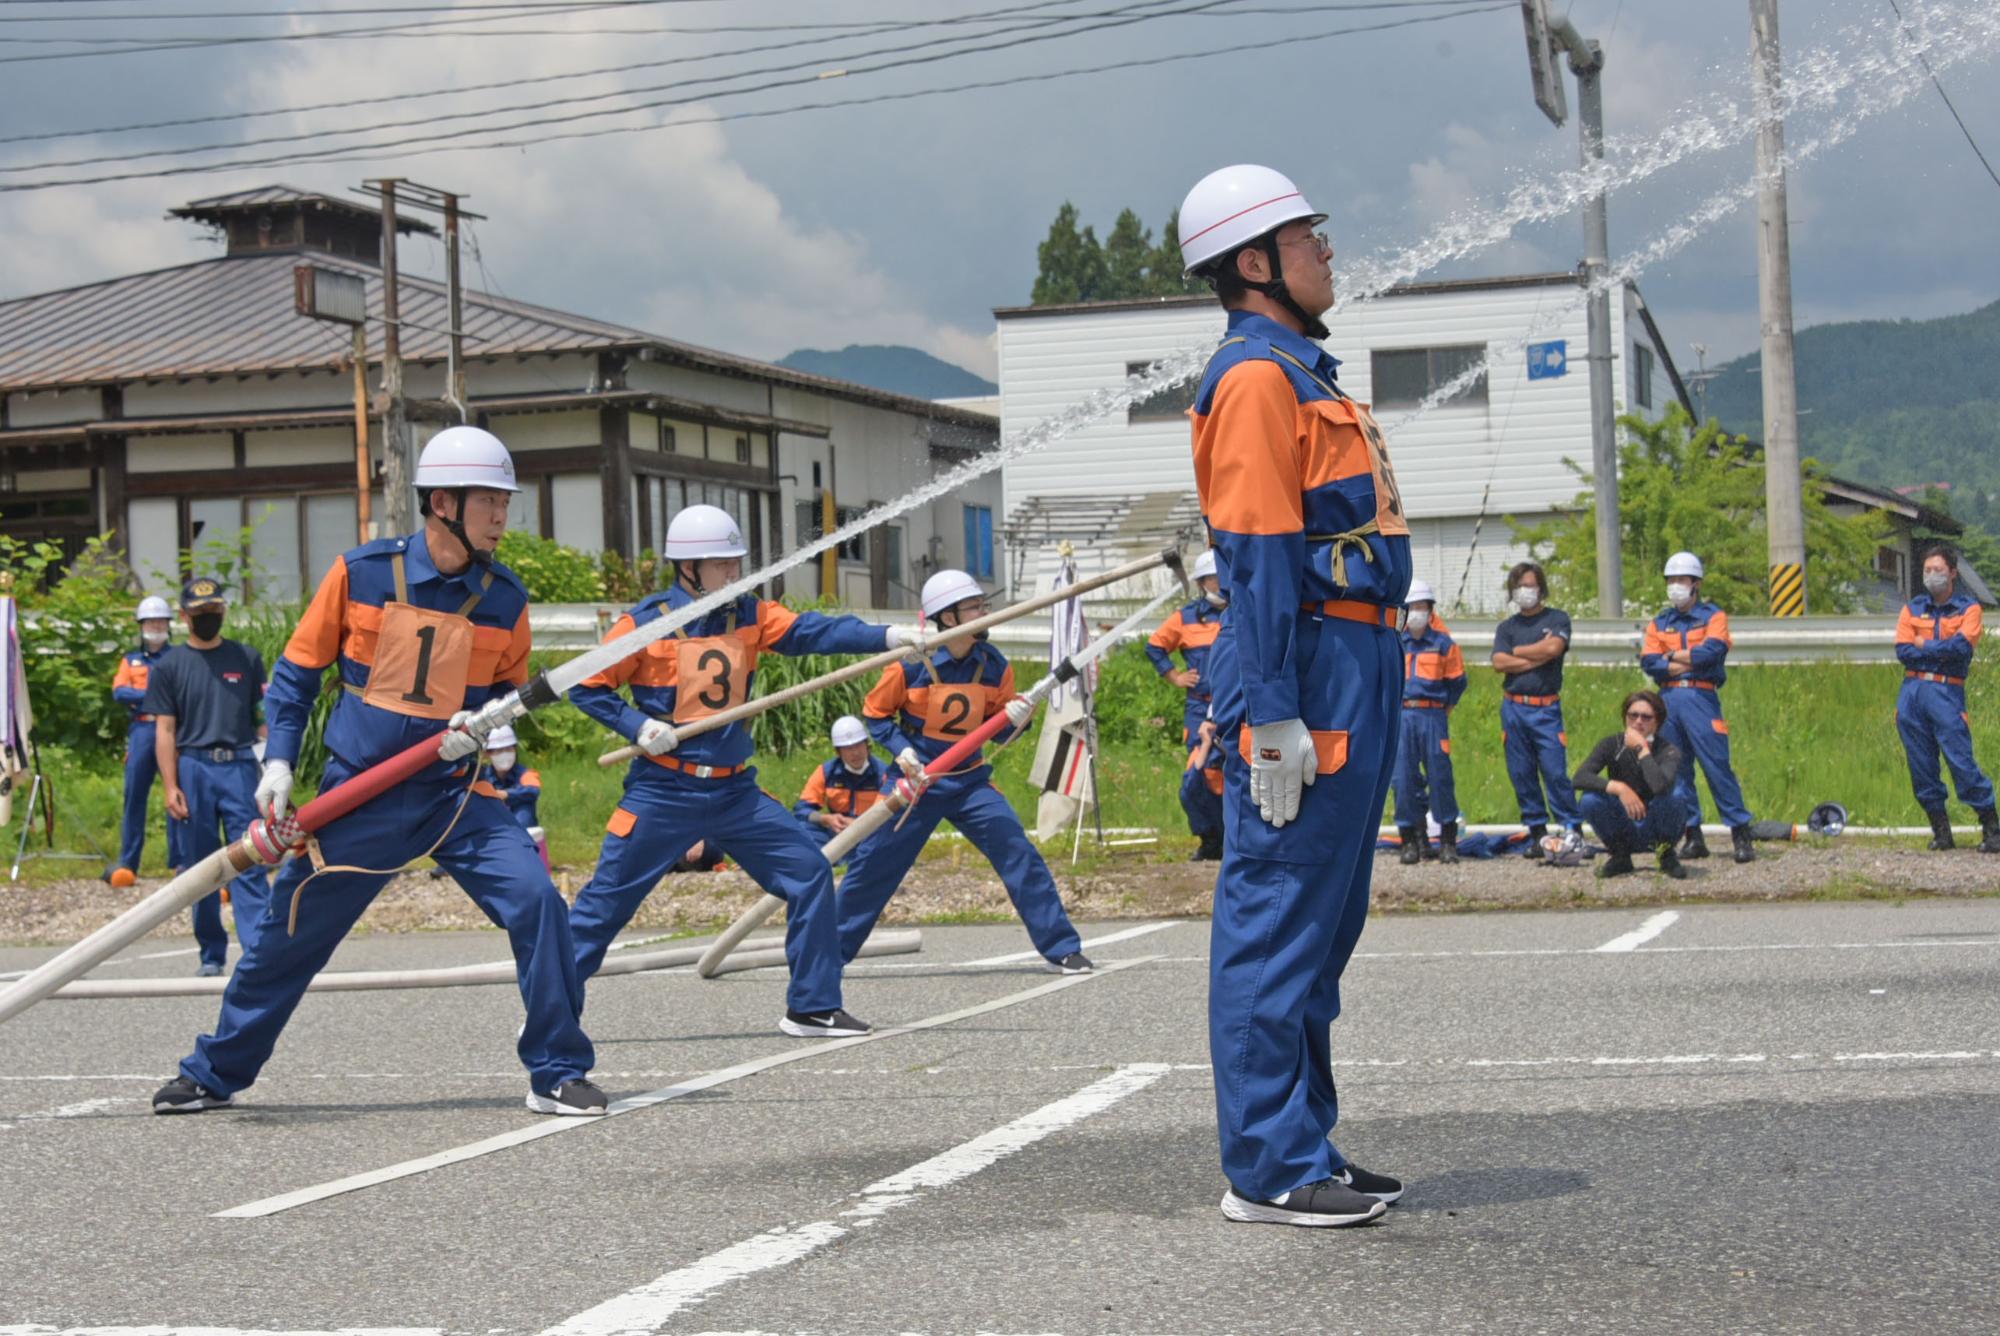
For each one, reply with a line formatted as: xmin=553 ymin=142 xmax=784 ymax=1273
xmin=0 ymin=0 xmax=1092 ymax=147
xmin=0 ymin=2 xmax=1510 ymax=192
xmin=0 ymin=1 xmax=723 ymax=17
xmin=3 ymin=0 xmax=1216 ymax=174
xmin=1886 ymin=0 xmax=2000 ymax=192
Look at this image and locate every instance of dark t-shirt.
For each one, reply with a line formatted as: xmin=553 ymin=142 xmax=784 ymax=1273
xmin=1491 ymin=606 xmax=1573 ymax=697
xmin=140 ymin=640 xmax=265 ymax=751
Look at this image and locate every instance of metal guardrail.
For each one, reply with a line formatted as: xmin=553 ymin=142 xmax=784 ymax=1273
xmin=529 ymin=605 xmax=1932 ymax=665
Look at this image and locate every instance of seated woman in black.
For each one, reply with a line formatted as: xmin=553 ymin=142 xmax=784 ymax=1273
xmin=1573 ymin=689 xmax=1689 ymax=880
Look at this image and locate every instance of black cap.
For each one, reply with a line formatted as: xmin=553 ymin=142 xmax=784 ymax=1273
xmin=179 ymin=576 xmax=228 ymax=610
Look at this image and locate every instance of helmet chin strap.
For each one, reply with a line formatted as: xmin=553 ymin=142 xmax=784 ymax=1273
xmin=1254 ymin=235 xmax=1329 ymax=342
xmin=441 ymin=488 xmax=493 ymax=567
xmin=678 ymin=561 xmax=707 ymax=597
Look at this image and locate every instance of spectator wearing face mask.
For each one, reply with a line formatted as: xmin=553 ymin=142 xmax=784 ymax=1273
xmin=795 ymin=714 xmax=888 ymax=861
xmin=1639 ymin=552 xmax=1756 ymax=864
xmin=1489 ymin=562 xmax=1580 ymax=858
xmin=108 ymin=596 xmax=188 ymax=888
xmin=1896 ymin=543 xmax=1999 ymax=853
xmin=1392 ymin=580 xmax=1466 ymax=865
xmin=478 ymin=725 xmax=549 ymax=871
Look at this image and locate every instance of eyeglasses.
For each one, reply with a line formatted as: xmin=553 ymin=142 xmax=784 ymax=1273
xmin=1280 ymin=230 xmax=1332 ymax=258
xmin=1625 ymin=710 xmax=1656 ymax=723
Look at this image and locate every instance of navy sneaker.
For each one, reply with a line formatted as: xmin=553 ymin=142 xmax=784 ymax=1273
xmin=526 ymin=1079 xmax=608 ymax=1116
xmin=1053 ymin=952 xmax=1095 ymax=974
xmin=1221 ymin=1178 xmax=1386 ymax=1228
xmin=152 ymin=1075 xmax=233 ymax=1114
xmin=779 ymin=1007 xmax=872 ymax=1038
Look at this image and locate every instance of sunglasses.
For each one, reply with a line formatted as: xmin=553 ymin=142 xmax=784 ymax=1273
xmin=1625 ymin=710 xmax=1657 ymax=723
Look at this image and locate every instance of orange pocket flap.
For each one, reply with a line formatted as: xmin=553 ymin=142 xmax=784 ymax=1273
xmin=606 ymin=807 xmax=638 ymax=838
xmin=1439 ymin=737 xmax=1452 ymax=755
xmin=1557 ymin=731 xmax=1568 ymax=747
xmin=1310 ymin=729 xmax=1348 ymax=775
xmin=1711 ymin=717 xmax=1730 ymax=735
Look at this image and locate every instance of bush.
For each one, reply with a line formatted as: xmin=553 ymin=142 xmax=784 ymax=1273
xmin=3 ymin=534 xmax=149 ymax=754
xmin=496 ymin=531 xmax=605 ymax=602
xmin=600 ymin=548 xmax=665 ymax=604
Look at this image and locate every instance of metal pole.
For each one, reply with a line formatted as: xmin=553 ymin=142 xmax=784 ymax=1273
xmin=377 ymin=180 xmax=413 ymax=537
xmin=1572 ymin=39 xmax=1623 ymax=619
xmin=444 ymin=192 xmax=467 ymax=421
xmin=1751 ymin=0 xmax=1807 ymax=616
xmin=351 ymin=324 xmax=372 ymax=545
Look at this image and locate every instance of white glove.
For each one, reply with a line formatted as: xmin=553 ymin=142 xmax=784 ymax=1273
xmin=886 ymin=624 xmax=928 ymax=654
xmin=437 ymin=725 xmax=481 ymax=763
xmin=636 ymin=719 xmax=680 ymax=756
xmin=896 ymin=746 xmax=926 ymax=782
xmin=254 ymin=759 xmax=295 ymax=824
xmin=1247 ymin=718 xmax=1318 ymax=828
xmin=1004 ymin=697 xmax=1035 ymax=730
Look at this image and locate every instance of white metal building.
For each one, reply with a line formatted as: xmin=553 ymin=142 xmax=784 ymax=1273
xmin=995 ymin=274 xmax=1681 ymax=612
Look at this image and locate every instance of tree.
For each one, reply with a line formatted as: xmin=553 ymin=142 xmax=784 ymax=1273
xmin=1908 ymin=485 xmax=2000 ymax=597
xmin=1031 ymin=203 xmax=1107 ymax=306
xmin=1149 ymin=209 xmax=1202 ymax=297
xmin=1102 ymin=209 xmax=1154 ymax=300
xmin=1510 ymin=404 xmax=1888 ymax=615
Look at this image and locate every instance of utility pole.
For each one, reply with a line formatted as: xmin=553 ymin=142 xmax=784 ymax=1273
xmin=1751 ymin=0 xmax=1807 ymax=616
xmin=1519 ymin=1 xmax=1622 ymax=616
xmin=443 ymin=191 xmax=468 ymax=420
xmin=370 ymin=177 xmax=413 ymax=537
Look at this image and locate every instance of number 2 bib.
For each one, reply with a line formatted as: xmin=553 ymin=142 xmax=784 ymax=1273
xmin=924 ymin=682 xmax=987 ymax=742
xmin=359 ymin=555 xmax=489 ymax=721
xmin=672 ymin=635 xmax=752 ymax=723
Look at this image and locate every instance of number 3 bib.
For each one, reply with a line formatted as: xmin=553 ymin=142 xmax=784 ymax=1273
xmin=360 ymin=556 xmax=489 ymax=721
xmin=672 ymin=635 xmax=752 ymax=723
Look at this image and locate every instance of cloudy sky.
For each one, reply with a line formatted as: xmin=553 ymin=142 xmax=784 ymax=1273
xmin=1 ymin=0 xmax=1996 ymax=381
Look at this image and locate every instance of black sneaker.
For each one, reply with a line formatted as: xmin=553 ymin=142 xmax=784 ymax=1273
xmin=1333 ymin=1163 xmax=1405 ymax=1204
xmin=1656 ymin=844 xmax=1690 ymax=880
xmin=1052 ymin=951 xmax=1095 ymax=974
xmin=525 ymin=1078 xmax=608 ymax=1116
xmin=152 ymin=1075 xmax=232 ymax=1114
xmin=1596 ymin=850 xmax=1635 ymax=879
xmin=1680 ymin=827 xmax=1711 ymax=859
xmin=779 ymin=1007 xmax=872 ymax=1038
xmin=1220 ymin=1178 xmax=1386 ymax=1228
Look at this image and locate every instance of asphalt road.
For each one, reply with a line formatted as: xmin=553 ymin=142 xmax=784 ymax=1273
xmin=1 ymin=897 xmax=1996 ymax=1335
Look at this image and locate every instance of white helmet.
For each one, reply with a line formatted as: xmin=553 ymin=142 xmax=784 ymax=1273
xmin=1405 ymin=579 xmax=1436 ymax=608
xmin=922 ymin=568 xmax=985 ymax=619
xmin=664 ymin=504 xmax=748 ymax=561
xmin=830 ymin=715 xmax=869 ymax=748
xmin=1191 ymin=549 xmax=1218 ymax=581
xmin=135 ymin=596 xmax=172 ymax=621
xmin=484 ymin=725 xmax=517 ymax=750
xmin=1664 ymin=551 xmax=1705 ymax=580
xmin=1179 ymin=164 xmax=1326 ymax=277
xmin=415 ymin=426 xmax=519 ymax=494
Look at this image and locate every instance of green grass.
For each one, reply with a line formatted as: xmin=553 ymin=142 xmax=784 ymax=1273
xmin=10 ymin=660 xmax=1994 ymax=884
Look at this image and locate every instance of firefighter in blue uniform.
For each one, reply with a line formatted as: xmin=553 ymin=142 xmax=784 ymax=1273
xmin=1179 ymin=163 xmax=1408 ymax=1228
xmin=1490 ymin=561 xmax=1581 ymax=857
xmin=834 ymin=568 xmax=1092 ymax=974
xmin=794 ymin=714 xmax=888 ymax=854
xmin=479 ymin=724 xmax=541 ymax=831
xmin=1149 ymin=548 xmax=1228 ymax=860
xmin=568 ymin=504 xmax=921 ymax=1040
xmin=108 ymin=596 xmax=186 ymax=886
xmin=1393 ymin=580 xmax=1466 ymax=865
xmin=151 ymin=427 xmax=604 ymax=1117
xmin=1639 ymin=551 xmax=1756 ymax=864
xmin=1895 ymin=543 xmax=2000 ymax=852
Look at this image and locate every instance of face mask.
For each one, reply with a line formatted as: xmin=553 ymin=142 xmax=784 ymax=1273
xmin=842 ymin=757 xmax=869 ymax=776
xmin=141 ymin=630 xmax=168 ymax=650
xmin=1204 ymin=590 xmax=1229 ymax=609
xmin=1512 ymin=586 xmax=1541 ymax=612
xmin=1405 ymin=609 xmax=1430 ymax=636
xmin=1667 ymin=582 xmax=1695 ymax=609
xmin=489 ymin=749 xmax=517 ymax=773
xmin=190 ymin=611 xmax=224 ymax=641
xmin=1924 ymin=571 xmax=1952 ymax=597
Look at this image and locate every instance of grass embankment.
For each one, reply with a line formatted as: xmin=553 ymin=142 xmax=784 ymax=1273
xmin=7 ymin=660 xmax=1994 ymax=884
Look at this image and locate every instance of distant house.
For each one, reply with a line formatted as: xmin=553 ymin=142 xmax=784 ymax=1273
xmin=994 ymin=277 xmax=1948 ymax=613
xmin=0 ymin=186 xmax=1002 ymax=610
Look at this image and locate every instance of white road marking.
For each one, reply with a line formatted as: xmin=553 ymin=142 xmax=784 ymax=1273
xmin=542 ymin=1064 xmax=1169 ymax=1336
xmin=1595 ymin=911 xmax=1682 ymax=953
xmin=0 ymin=946 xmax=203 ymax=983
xmin=1148 ymin=936 xmax=2000 ymax=965
xmin=0 ymin=1328 xmax=443 ymax=1336
xmin=958 ymin=920 xmax=1179 ymax=966
xmin=215 ymin=958 xmax=1154 ymax=1219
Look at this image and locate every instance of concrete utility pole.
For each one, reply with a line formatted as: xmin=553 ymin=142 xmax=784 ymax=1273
xmin=372 ymin=177 xmax=413 ymax=538
xmin=1751 ymin=0 xmax=1807 ymax=616
xmin=443 ymin=192 xmax=468 ymax=420
xmin=1519 ymin=1 xmax=1622 ymax=616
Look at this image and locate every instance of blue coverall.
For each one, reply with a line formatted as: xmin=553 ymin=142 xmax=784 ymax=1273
xmin=1191 ymin=310 xmax=1413 ymax=1201
xmin=1393 ymin=620 xmax=1466 ymax=831
xmin=1149 ymin=598 xmax=1226 ymax=841
xmin=1895 ymin=591 xmax=1993 ymax=813
xmin=794 ymin=753 xmax=889 ymax=853
xmin=177 ymin=532 xmax=594 ymax=1101
xmin=484 ymin=760 xmax=542 ymax=830
xmin=568 ymin=586 xmax=888 ymax=1016
xmin=1493 ymin=607 xmax=1580 ymax=831
xmin=1640 ymin=601 xmax=1753 ymax=831
xmin=834 ymin=642 xmax=1084 ymax=966
xmin=111 ymin=644 xmax=186 ymax=873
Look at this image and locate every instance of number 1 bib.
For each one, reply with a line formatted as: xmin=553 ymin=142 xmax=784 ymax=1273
xmin=359 ymin=555 xmax=490 ymax=721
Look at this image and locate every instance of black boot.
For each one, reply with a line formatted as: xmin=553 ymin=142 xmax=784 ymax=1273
xmin=1926 ymin=808 xmax=1955 ymax=851
xmin=1438 ymin=821 xmax=1460 ymax=865
xmin=1596 ymin=839 xmax=1634 ymax=879
xmin=1730 ymin=823 xmax=1757 ymax=864
xmin=1398 ymin=829 xmax=1422 ymax=865
xmin=1525 ymin=823 xmax=1548 ymax=859
xmin=1656 ymin=842 xmax=1690 ymax=880
xmin=1680 ymin=827 xmax=1710 ymax=859
xmin=1189 ymin=832 xmax=1224 ymax=862
xmin=1979 ymin=807 xmax=2000 ymax=855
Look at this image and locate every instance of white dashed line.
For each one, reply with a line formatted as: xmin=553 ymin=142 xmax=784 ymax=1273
xmin=541 ymin=1064 xmax=1169 ymax=1336
xmin=1594 ymin=911 xmax=1682 ymax=952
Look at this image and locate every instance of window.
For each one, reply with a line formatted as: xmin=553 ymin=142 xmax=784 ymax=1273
xmin=658 ymin=420 xmax=678 ymax=453
xmin=963 ymin=503 xmax=994 ymax=580
xmin=1634 ymin=343 xmax=1655 ymax=409
xmin=1369 ymin=345 xmax=1488 ymax=410
xmin=1126 ymin=361 xmax=1200 ymax=423
xmin=836 ymin=504 xmax=871 ymax=561
xmin=733 ymin=434 xmax=751 ymax=464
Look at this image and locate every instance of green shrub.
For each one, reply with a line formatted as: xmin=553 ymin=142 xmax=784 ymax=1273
xmin=496 ymin=531 xmax=605 ymax=602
